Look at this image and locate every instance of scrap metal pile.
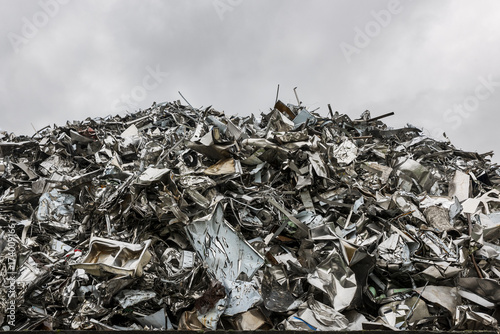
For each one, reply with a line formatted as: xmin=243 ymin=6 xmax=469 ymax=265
xmin=1 ymin=97 xmax=500 ymax=331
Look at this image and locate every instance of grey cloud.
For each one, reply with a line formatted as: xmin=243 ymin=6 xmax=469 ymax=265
xmin=1 ymin=0 xmax=500 ymax=160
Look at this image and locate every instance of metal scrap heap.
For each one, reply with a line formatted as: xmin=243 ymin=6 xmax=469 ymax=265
xmin=1 ymin=97 xmax=500 ymax=331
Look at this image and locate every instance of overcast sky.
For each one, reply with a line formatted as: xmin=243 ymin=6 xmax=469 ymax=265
xmin=1 ymin=0 xmax=500 ymax=161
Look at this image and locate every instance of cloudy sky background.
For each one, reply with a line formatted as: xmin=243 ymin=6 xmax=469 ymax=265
xmin=1 ymin=0 xmax=500 ymax=161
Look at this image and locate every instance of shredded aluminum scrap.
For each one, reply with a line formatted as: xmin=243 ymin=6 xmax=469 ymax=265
xmin=1 ymin=95 xmax=500 ymax=331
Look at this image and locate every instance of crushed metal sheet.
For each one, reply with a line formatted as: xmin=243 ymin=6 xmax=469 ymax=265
xmin=185 ymin=203 xmax=265 ymax=282
xmin=71 ymin=237 xmax=152 ymax=277
xmin=223 ymin=279 xmax=262 ymax=316
xmin=2 ymin=92 xmax=500 ymax=331
xmin=281 ymin=298 xmax=349 ymax=330
xmin=115 ymin=289 xmax=156 ymax=308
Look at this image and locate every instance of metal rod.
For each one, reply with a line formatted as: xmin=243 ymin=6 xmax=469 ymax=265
xmin=467 ymin=212 xmax=484 ymax=278
xmin=275 ymin=84 xmax=280 ymax=105
xmin=368 ymin=111 xmax=395 ymax=122
xmin=293 ymin=87 xmax=301 ymax=106
xmin=405 ymin=281 xmax=428 ymax=322
xmin=178 ymin=91 xmax=194 ymax=110
xmin=328 ymin=104 xmax=334 ymax=119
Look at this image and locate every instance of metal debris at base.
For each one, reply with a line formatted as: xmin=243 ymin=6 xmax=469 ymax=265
xmin=1 ymin=93 xmax=500 ymax=331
